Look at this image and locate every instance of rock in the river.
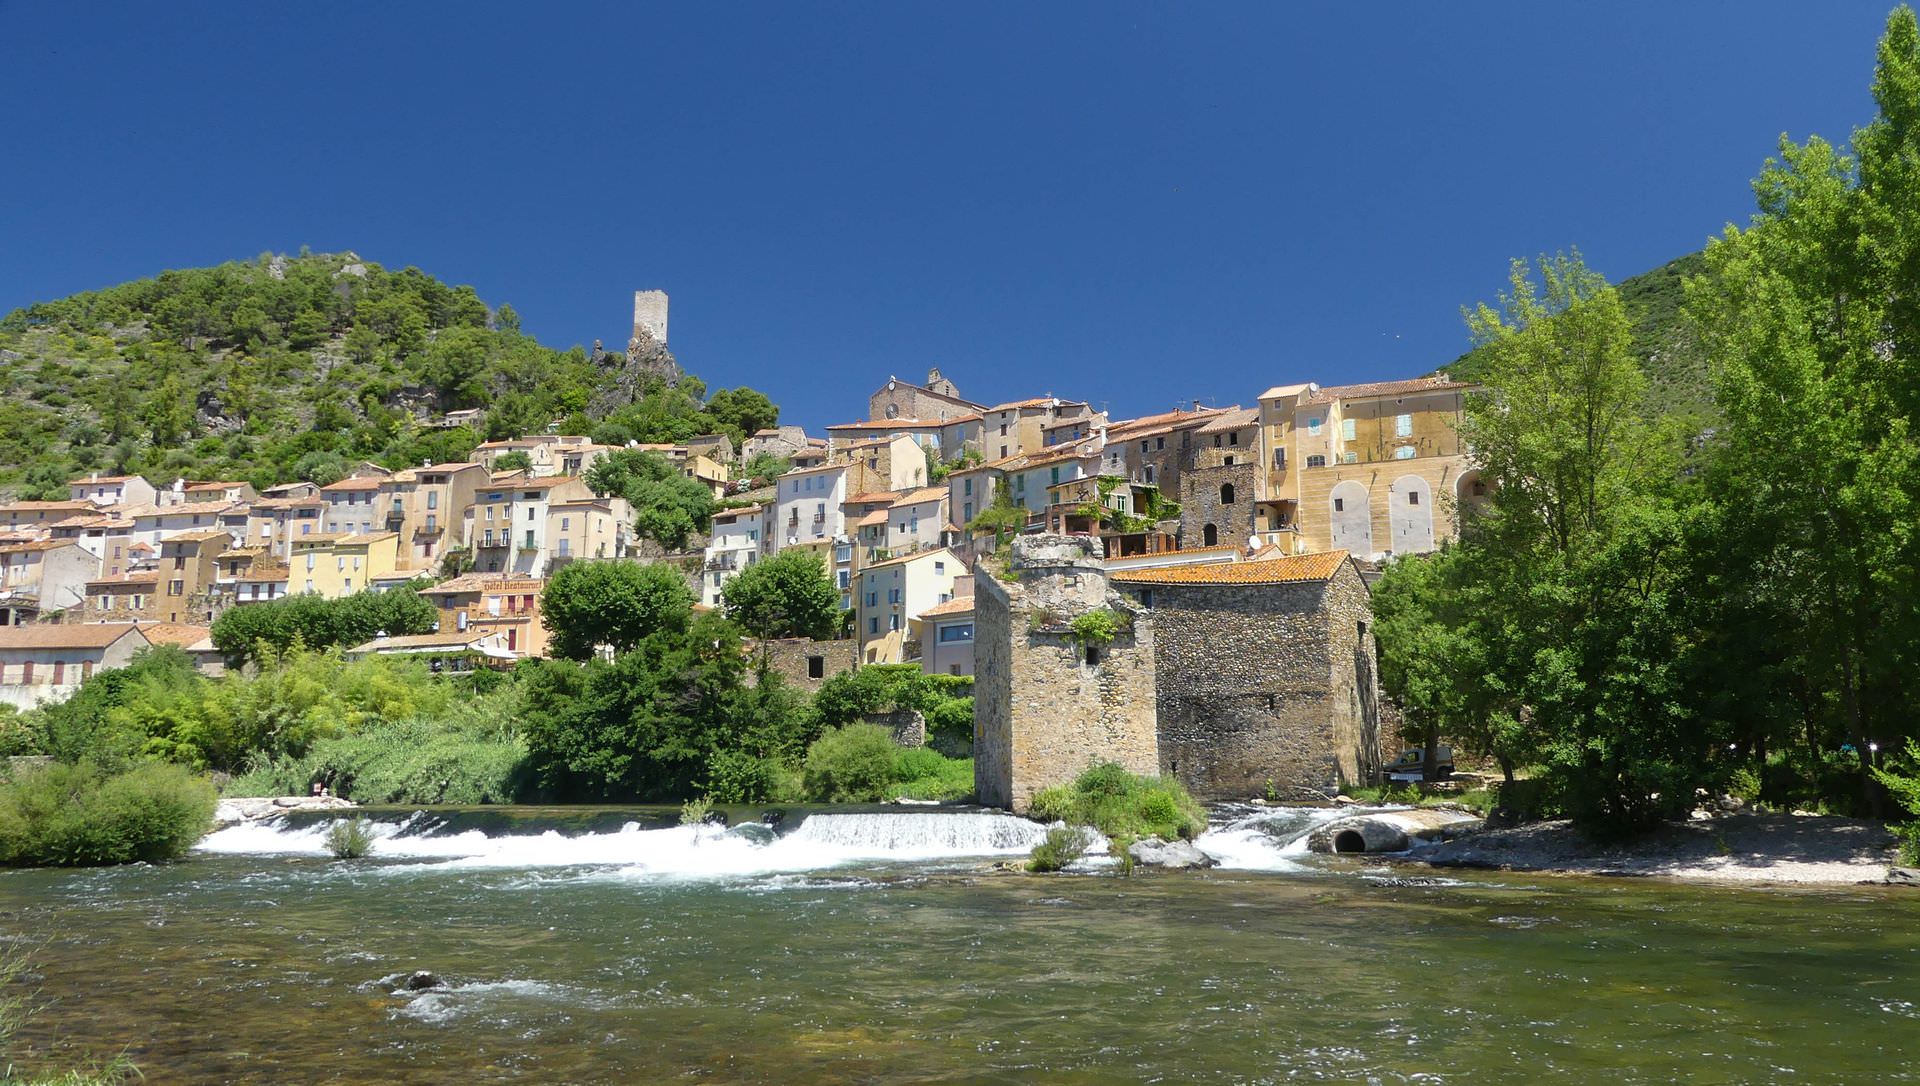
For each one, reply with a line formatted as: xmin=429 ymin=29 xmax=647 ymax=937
xmin=1308 ymin=809 xmax=1484 ymax=854
xmin=402 ymin=971 xmax=442 ymax=991
xmin=214 ymin=796 xmax=357 ymax=827
xmin=1127 ymin=838 xmax=1216 ymax=870
xmin=1887 ymin=866 xmax=1920 ymax=887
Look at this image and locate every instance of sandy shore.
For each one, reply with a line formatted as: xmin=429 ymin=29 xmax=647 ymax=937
xmin=1410 ymin=811 xmax=1907 ymax=886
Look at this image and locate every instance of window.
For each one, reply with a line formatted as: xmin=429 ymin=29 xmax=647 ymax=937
xmin=557 ymin=538 xmax=571 ymax=557
xmin=1136 ymin=589 xmax=1153 ymax=608
xmin=1213 ymin=434 xmax=1223 ymax=448
xmin=1202 ymin=523 xmax=1218 ymax=546
xmin=1220 ymin=483 xmax=1235 ymax=504
xmin=890 ymin=614 xmax=900 ymax=631
xmin=838 ymin=570 xmax=850 ymax=589
xmin=999 ymin=424 xmax=1008 ymax=436
xmin=934 ymin=561 xmax=945 ymax=574
xmin=868 ymin=617 xmax=879 ymax=635
xmin=1333 ymin=497 xmax=1344 ymax=512
xmin=427 ymin=492 xmax=438 ymax=510
xmin=1154 ymin=436 xmax=1165 ymax=451
xmin=1229 ymin=432 xmax=1240 ymax=446
xmin=807 ymin=655 xmax=825 ymax=679
xmin=1394 ymin=446 xmax=1416 ymax=460
xmin=937 ymin=624 xmax=973 ymax=643
xmin=866 ymin=591 xmax=877 ymax=607
xmin=1308 ymin=416 xmax=1323 ymax=436
xmin=963 ymin=502 xmax=973 ymax=521
xmin=525 ymin=529 xmax=535 ymax=548
xmin=1224 ymin=456 xmax=1235 ymax=467
xmin=1407 ymin=491 xmax=1420 ymax=505
xmin=1341 ymin=418 xmax=1356 ymax=441
xmin=1306 ymin=454 xmax=1327 ymax=469
xmin=1396 ymin=413 xmax=1413 ymax=437
xmin=1049 ymin=466 xmax=1060 ymax=486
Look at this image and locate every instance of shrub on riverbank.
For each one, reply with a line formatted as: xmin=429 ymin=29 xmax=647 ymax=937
xmin=1027 ymin=826 xmax=1089 ymax=872
xmin=1028 ymin=763 xmax=1206 ymax=841
xmin=801 ymin=725 xmax=974 ymax=802
xmin=0 ymin=762 xmax=215 ymax=868
xmin=226 ymin=702 xmax=531 ymax=806
xmin=324 ymin=817 xmax=375 ymax=859
xmin=1872 ymin=739 xmax=1920 ymax=867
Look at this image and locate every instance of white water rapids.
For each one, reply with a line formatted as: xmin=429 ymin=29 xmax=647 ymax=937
xmin=196 ymin=805 xmax=1363 ymax=877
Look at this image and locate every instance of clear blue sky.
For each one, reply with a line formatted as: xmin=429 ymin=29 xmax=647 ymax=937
xmin=0 ymin=3 xmax=1898 ymax=429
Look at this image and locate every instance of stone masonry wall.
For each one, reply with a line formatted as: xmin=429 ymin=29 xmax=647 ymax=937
xmin=1180 ymin=461 xmax=1259 ymax=548
xmin=1140 ymin=566 xmax=1380 ymax=801
xmin=974 ymin=536 xmax=1159 ymax=813
xmin=756 ymin=637 xmax=858 ymax=693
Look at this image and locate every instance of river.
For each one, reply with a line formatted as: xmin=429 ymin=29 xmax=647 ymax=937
xmin=2 ymin=805 xmax=1915 ymax=1084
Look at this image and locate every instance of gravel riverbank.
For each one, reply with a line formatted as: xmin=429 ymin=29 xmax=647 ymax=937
xmin=1410 ymin=811 xmax=1906 ymax=885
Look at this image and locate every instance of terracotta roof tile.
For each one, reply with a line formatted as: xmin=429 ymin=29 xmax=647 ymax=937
xmin=915 ymin=596 xmax=976 ymax=618
xmin=0 ymin=623 xmax=150 ymax=651
xmin=1302 ymin=377 xmax=1472 ymax=405
xmin=137 ymin=623 xmax=212 ymax=648
xmin=1194 ymin=407 xmax=1259 ymax=434
xmin=1111 ymin=550 xmax=1351 ymax=586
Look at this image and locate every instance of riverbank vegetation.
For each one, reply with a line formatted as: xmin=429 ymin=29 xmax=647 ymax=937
xmin=1375 ymin=9 xmax=1920 ymax=838
xmin=0 ymin=540 xmax=975 ymax=866
xmin=1029 ymin=763 xmax=1206 ymax=842
xmin=0 ymin=761 xmax=214 ymax=868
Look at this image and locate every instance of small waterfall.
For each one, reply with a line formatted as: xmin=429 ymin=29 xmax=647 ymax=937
xmin=196 ymin=809 xmax=1049 ymax=877
xmin=1199 ymin=805 xmax=1361 ymax=870
xmin=785 ymin=812 xmax=1051 ymax=855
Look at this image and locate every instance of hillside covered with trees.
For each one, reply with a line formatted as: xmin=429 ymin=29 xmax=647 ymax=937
xmin=0 ymin=251 xmax=779 ymax=497
xmin=1445 ymin=250 xmax=1711 ymax=418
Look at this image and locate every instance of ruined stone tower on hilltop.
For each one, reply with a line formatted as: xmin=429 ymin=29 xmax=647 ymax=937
xmin=630 ymin=289 xmax=668 ymax=347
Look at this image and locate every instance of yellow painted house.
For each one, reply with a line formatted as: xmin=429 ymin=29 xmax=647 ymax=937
xmin=285 ymin=532 xmax=401 ymax=598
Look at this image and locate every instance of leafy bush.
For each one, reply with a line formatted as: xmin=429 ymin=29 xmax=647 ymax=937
xmin=1027 ymin=826 xmax=1089 ymax=872
xmin=888 ymin=749 xmax=973 ymax=802
xmin=1872 ymin=739 xmax=1920 ymax=866
xmin=1069 ymin=608 xmax=1120 ymax=647
xmin=802 ymin=724 xmax=899 ymax=802
xmin=0 ymin=762 xmax=216 ymax=867
xmin=703 ymin=749 xmax=790 ymax=804
xmin=225 ymin=706 xmax=530 ymax=806
xmin=324 ymin=817 xmax=374 ymax=859
xmin=1027 ymin=763 xmax=1206 ymax=841
xmin=1492 ymin=776 xmax=1563 ymax=822
xmin=679 ymin=795 xmax=714 ymax=826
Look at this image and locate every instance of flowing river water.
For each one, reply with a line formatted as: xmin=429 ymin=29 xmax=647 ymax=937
xmin=3 ymin=805 xmax=1916 ymax=1084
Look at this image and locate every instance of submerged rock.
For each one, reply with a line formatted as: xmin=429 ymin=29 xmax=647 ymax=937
xmin=1888 ymin=867 xmax=1920 ymax=887
xmin=402 ymin=971 xmax=442 ymax=991
xmin=1127 ymin=838 xmax=1216 ymax=870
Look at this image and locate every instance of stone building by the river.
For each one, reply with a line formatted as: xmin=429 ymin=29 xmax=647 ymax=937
xmin=974 ymin=534 xmax=1383 ymax=811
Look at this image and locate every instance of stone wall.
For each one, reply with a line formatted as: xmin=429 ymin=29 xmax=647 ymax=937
xmin=631 ymin=290 xmax=669 ymax=345
xmin=862 ymin=708 xmax=926 ymax=747
xmin=1295 ymin=454 xmax=1469 ymax=558
xmin=973 ymin=536 xmax=1159 ymax=813
xmin=1179 ymin=461 xmax=1259 ymax=549
xmin=1135 ymin=559 xmax=1383 ymax=801
xmin=756 ymin=636 xmax=857 ymax=692
xmin=869 ymin=378 xmax=978 ymax=424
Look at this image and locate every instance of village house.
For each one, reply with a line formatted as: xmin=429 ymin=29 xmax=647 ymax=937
xmin=346 ymin=630 xmax=517 ymax=673
xmin=701 ymin=504 xmax=768 ymax=608
xmin=468 ymin=475 xmax=593 ymax=576
xmin=319 ymin=477 xmax=387 ymax=535
xmin=0 ymin=623 xmax=152 ymax=710
xmin=178 ymin=480 xmax=258 ymax=505
xmin=742 ymin=425 xmax=812 ymax=463
xmin=83 ymin=572 xmax=159 ymax=623
xmin=388 ymin=462 xmax=486 ymax=571
xmin=285 ymin=532 xmax=400 ymax=598
xmin=259 ymin=481 xmax=321 ymax=502
xmin=245 ymin=496 xmax=325 ymax=556
xmin=150 ymin=529 xmax=229 ymax=624
xmin=212 ymin=546 xmax=290 ymax=608
xmin=417 ymin=573 xmax=550 ymax=659
xmin=854 ymin=547 xmax=963 ymax=665
xmin=68 ymin=473 xmax=158 ymax=508
xmin=981 ymin=397 xmax=1093 ymax=461
xmin=0 ymin=500 xmax=95 ymax=530
xmin=128 ymin=501 xmax=237 ymax=554
xmin=1259 ymin=376 xmax=1475 ymax=559
xmin=545 ymin=496 xmax=632 ymax=571
xmin=915 ymin=590 xmax=976 ymax=677
xmin=47 ymin=514 xmax=132 ymax=574
xmin=0 ymin=540 xmax=96 ymax=626
xmin=685 ymin=433 xmax=736 ymax=465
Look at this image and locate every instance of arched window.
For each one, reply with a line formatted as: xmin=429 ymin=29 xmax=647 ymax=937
xmin=1220 ymin=483 xmax=1235 ymax=505
xmin=1202 ymin=523 xmax=1219 ymax=547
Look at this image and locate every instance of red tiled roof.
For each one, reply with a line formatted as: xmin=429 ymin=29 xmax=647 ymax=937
xmin=916 ymin=596 xmax=976 ymax=618
xmin=0 ymin=623 xmax=150 ymax=650
xmin=1110 ymin=550 xmax=1351 ymax=586
xmin=1302 ymin=377 xmax=1472 ymax=405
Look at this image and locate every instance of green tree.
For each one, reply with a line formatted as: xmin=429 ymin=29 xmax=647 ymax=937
xmin=541 ymin=560 xmax=694 ymax=661
xmin=1685 ymin=5 xmax=1920 ymax=807
xmin=705 ymin=387 xmax=779 ymax=444
xmin=493 ymin=449 xmax=533 ymax=473
xmin=585 ymin=449 xmax=716 ymax=551
xmin=721 ymin=549 xmax=842 ymax=640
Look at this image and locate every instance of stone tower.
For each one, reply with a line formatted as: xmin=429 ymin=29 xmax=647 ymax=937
xmin=974 ymin=534 xmax=1158 ymax=812
xmin=631 ymin=290 xmax=669 ymax=346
